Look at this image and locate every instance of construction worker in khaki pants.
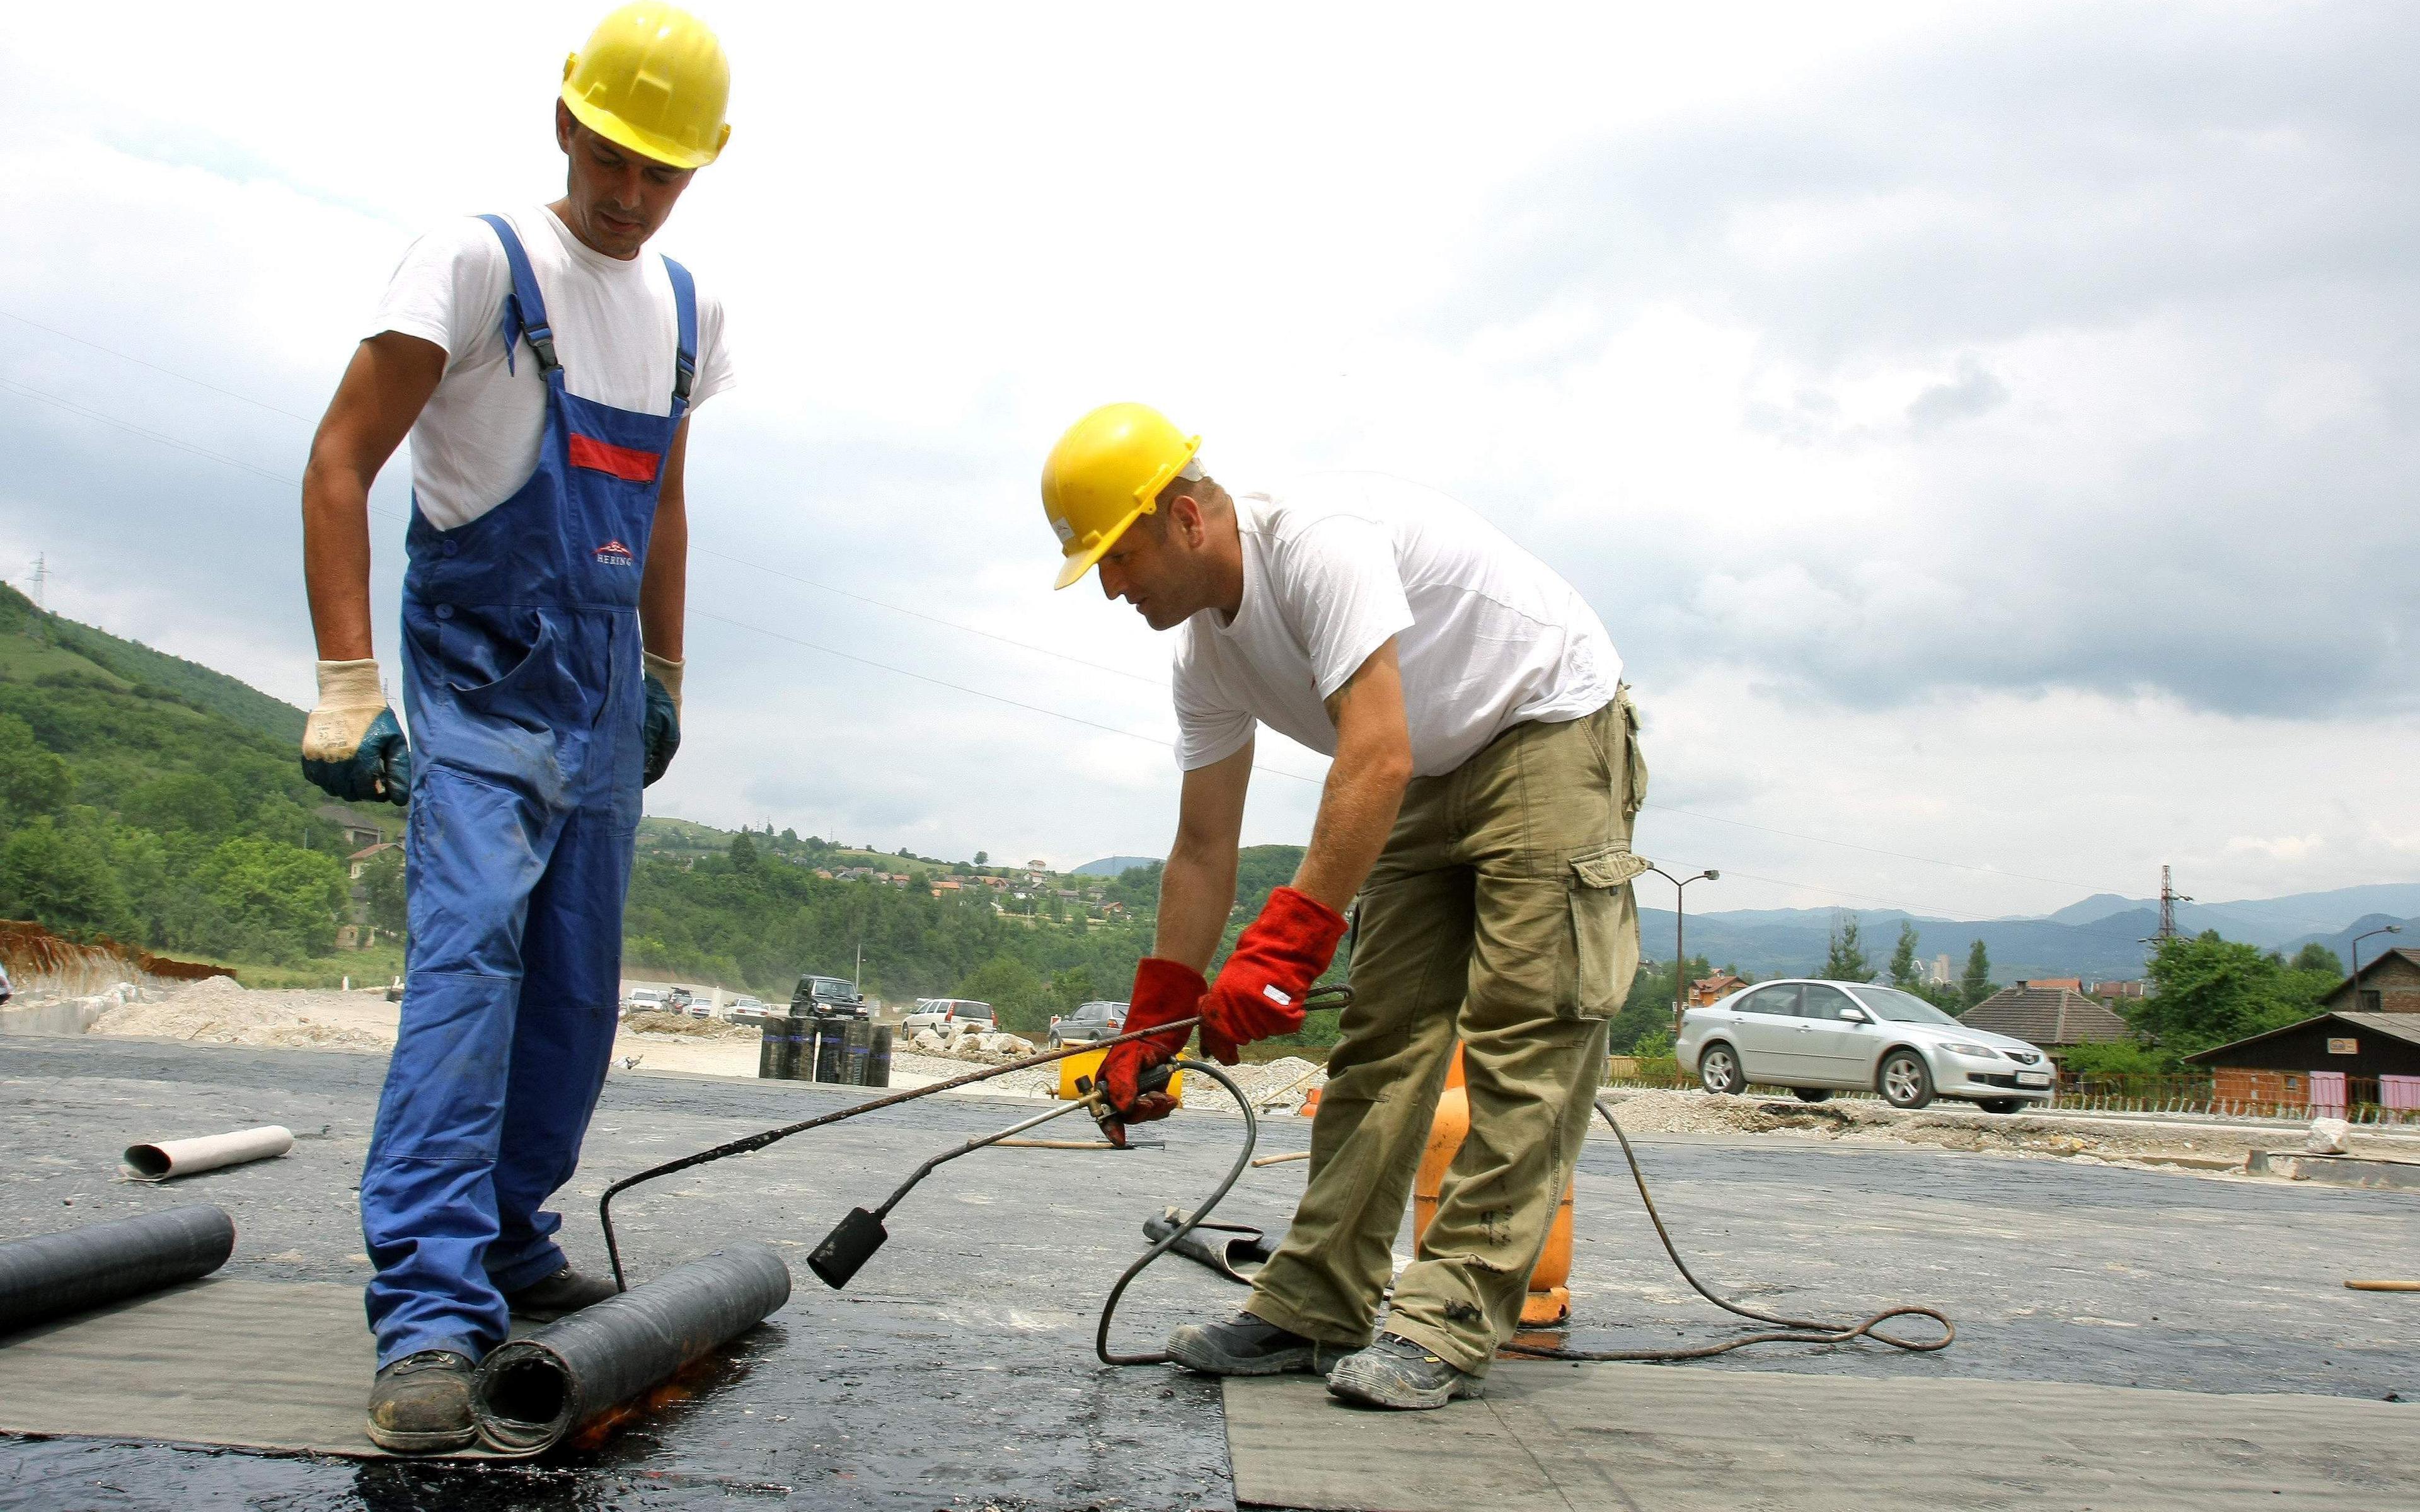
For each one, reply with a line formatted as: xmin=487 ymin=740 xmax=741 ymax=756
xmin=1043 ymin=403 xmax=1645 ymax=1410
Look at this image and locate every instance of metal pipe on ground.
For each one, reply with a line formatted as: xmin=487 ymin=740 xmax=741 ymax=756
xmin=471 ymin=1240 xmax=792 ymax=1454
xmin=0 ymin=1205 xmax=235 ymax=1334
xmin=122 ymin=1126 xmax=293 ymax=1182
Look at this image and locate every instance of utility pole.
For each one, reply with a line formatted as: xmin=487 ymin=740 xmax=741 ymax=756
xmin=2157 ymin=865 xmax=2192 ymax=941
xmin=1647 ymin=866 xmax=1720 ymax=1039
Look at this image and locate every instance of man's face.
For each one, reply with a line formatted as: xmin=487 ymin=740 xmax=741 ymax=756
xmin=1096 ymin=510 xmax=1203 ymax=631
xmin=555 ymin=103 xmax=695 ymax=259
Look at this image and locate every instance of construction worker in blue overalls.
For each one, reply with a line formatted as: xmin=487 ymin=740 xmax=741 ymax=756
xmin=297 ymin=4 xmax=736 ymax=1453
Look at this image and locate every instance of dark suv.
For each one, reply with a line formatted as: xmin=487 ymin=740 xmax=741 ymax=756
xmin=791 ymin=975 xmax=867 ymax=1018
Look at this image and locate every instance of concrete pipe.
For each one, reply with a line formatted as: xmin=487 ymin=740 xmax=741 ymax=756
xmin=0 ymin=1205 xmax=235 ymax=1334
xmin=471 ymin=1240 xmax=792 ymax=1454
xmin=122 ymin=1125 xmax=294 ymax=1182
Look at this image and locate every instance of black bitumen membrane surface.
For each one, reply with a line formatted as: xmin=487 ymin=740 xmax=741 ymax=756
xmin=4 ymin=1033 xmax=2418 ymax=1509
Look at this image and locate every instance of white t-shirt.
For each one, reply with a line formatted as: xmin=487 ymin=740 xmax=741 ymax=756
xmin=1172 ymin=474 xmax=1620 ymax=777
xmin=372 ymin=206 xmax=735 ymax=530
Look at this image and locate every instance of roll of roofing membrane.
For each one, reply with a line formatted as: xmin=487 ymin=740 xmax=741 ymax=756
xmin=122 ymin=1125 xmax=294 ymax=1181
xmin=471 ymin=1240 xmax=792 ymax=1454
xmin=0 ymin=1205 xmax=236 ymax=1334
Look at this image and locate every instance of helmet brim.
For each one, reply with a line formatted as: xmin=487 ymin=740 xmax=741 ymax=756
xmin=562 ymin=88 xmax=725 ymax=170
xmin=1052 ymin=505 xmax=1150 ymax=590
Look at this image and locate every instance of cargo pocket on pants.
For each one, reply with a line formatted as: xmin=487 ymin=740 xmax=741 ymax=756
xmin=1564 ymin=842 xmax=1649 ymax=1019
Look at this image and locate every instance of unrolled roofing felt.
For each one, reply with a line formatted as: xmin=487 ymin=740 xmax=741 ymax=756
xmin=1224 ymin=1363 xmax=2420 ymax=1511
xmin=0 ymin=1278 xmax=516 ymax=1458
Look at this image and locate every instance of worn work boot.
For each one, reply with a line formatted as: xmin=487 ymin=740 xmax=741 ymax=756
xmin=1326 ymin=1333 xmax=1485 ymax=1411
xmin=366 ymin=1349 xmax=477 ymax=1453
xmin=1166 ymin=1312 xmax=1345 ymax=1377
xmin=503 ymin=1265 xmax=621 ymax=1321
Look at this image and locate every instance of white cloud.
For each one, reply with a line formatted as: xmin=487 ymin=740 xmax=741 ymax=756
xmin=0 ymin=0 xmax=2406 ymax=912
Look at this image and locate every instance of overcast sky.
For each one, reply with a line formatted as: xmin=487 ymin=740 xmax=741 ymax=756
xmin=2 ymin=1 xmax=2412 ymax=922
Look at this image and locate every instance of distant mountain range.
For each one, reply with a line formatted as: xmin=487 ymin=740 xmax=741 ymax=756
xmin=1071 ymin=856 xmax=1160 ymax=878
xmin=1642 ymin=881 xmax=2419 ymax=982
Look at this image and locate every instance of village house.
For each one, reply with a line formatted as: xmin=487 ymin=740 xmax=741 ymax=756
xmin=1957 ymin=982 xmax=2129 ymax=1062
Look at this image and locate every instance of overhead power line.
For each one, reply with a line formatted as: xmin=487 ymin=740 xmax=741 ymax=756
xmin=11 ymin=308 xmax=2376 ymax=926
xmin=1652 ymin=805 xmax=2119 ymax=895
xmin=1 ymin=364 xmax=1323 ymax=786
xmin=3 ymin=306 xmax=1166 ymax=692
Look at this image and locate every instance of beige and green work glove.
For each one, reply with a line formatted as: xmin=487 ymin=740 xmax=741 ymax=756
xmin=301 ymin=659 xmax=411 ymax=806
xmin=642 ymin=651 xmax=683 ymax=787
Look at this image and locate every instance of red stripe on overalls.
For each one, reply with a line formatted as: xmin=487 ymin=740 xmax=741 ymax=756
xmin=567 ymin=433 xmax=663 ymax=482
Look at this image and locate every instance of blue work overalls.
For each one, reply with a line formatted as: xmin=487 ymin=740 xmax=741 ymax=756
xmin=360 ymin=214 xmax=696 ymax=1368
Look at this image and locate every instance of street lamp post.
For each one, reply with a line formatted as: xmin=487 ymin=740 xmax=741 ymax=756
xmin=2349 ymin=924 xmax=2404 ymax=1010
xmin=1646 ymin=866 xmax=1719 ymax=1040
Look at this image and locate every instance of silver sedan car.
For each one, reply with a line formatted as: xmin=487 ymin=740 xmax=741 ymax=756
xmin=1676 ymin=979 xmax=2055 ymax=1112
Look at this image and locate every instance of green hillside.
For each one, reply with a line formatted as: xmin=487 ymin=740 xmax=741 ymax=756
xmin=0 ymin=590 xmax=1363 ymax=1047
xmin=0 ymin=584 xmax=305 ymax=743
xmin=0 ymin=587 xmax=400 ymax=975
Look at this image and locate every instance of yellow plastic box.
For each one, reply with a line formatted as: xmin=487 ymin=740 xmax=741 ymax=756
xmin=1057 ymin=1048 xmax=1182 ymax=1102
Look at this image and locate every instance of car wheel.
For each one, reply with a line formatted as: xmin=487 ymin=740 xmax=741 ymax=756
xmin=1698 ymin=1041 xmax=1747 ymax=1096
xmin=1976 ymin=1098 xmax=2023 ymax=1114
xmin=1791 ymin=1087 xmax=1833 ymax=1103
xmin=1879 ymin=1051 xmax=1933 ymax=1109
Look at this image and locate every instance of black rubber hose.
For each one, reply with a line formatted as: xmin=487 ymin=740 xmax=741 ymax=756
xmin=598 ymin=1015 xmax=1216 ymax=1288
xmin=471 ymin=1239 xmax=793 ymax=1455
xmin=1497 ymin=1098 xmax=1954 ymax=1362
xmin=1094 ymin=1057 xmax=1258 ymax=1366
xmin=0 ymin=1205 xmax=235 ymax=1335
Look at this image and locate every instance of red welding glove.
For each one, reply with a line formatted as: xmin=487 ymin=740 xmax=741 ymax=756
xmin=1199 ymin=887 xmax=1347 ymax=1063
xmin=1099 ymin=957 xmax=1204 ymax=1136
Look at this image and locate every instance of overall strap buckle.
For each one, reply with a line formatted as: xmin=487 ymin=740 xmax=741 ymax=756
xmin=477 ymin=214 xmax=563 ymax=380
xmin=662 ymin=255 xmax=699 ymax=406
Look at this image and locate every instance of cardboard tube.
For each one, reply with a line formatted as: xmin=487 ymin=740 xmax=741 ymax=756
xmin=122 ymin=1126 xmax=294 ymax=1182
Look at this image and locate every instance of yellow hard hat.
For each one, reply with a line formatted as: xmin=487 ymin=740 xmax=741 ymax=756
xmin=1040 ymin=403 xmax=1202 ymax=590
xmin=562 ymin=3 xmax=732 ymax=171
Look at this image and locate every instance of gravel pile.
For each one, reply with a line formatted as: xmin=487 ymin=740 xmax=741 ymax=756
xmin=90 ymin=977 xmax=391 ymax=1051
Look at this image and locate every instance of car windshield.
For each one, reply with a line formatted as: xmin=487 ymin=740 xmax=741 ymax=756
xmin=957 ymin=1003 xmax=994 ymax=1017
xmin=1852 ymin=985 xmax=1963 ymax=1025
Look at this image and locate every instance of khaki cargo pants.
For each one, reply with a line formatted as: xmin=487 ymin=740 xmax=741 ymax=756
xmin=1243 ymin=692 xmax=1646 ymax=1376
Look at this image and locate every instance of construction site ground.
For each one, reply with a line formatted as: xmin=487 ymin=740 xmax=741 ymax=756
xmin=4 ymin=1029 xmax=2417 ymax=1509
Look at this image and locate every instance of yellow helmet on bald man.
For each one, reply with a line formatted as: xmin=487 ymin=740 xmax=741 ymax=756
xmin=1040 ymin=403 xmax=1202 ymax=590
xmin=563 ymin=3 xmax=732 ymax=170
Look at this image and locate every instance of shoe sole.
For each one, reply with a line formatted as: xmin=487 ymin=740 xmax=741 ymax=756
xmin=1166 ymin=1328 xmax=1330 ymax=1377
xmin=1325 ymin=1363 xmax=1485 ymax=1411
xmin=365 ymin=1419 xmax=478 ymax=1454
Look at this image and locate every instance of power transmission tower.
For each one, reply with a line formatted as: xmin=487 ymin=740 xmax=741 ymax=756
xmin=2156 ymin=864 xmax=2192 ymax=941
xmin=28 ymin=554 xmax=47 ymax=613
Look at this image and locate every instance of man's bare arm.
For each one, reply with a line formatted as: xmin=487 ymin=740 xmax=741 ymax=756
xmin=1291 ymin=638 xmax=1414 ymax=912
xmin=1153 ymin=742 xmax=1253 ymax=972
xmin=301 ymin=333 xmax=446 ymax=660
xmin=640 ymin=418 xmax=690 ymax=661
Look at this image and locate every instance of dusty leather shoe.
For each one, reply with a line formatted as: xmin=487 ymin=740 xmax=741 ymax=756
xmin=504 ymin=1266 xmax=620 ymax=1321
xmin=1166 ymin=1312 xmax=1342 ymax=1377
xmin=1326 ymin=1333 xmax=1485 ymax=1410
xmin=366 ymin=1349 xmax=476 ymax=1453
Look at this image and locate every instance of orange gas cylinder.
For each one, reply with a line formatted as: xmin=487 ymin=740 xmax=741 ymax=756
xmin=1411 ymin=1046 xmax=1574 ymax=1327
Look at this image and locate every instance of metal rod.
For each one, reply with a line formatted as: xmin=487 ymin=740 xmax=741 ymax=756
xmin=870 ymin=1099 xmax=1093 ymax=1220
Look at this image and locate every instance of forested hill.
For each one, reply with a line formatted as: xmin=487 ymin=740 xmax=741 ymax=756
xmin=1 ymin=585 xmax=304 ymax=743
xmin=0 ymin=583 xmax=1296 ymax=1019
xmin=0 ymin=585 xmax=395 ymax=965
